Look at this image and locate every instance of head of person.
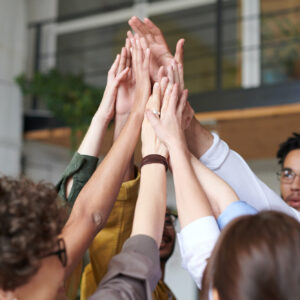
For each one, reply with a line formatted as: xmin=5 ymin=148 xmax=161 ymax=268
xmin=277 ymin=133 xmax=300 ymax=210
xmin=159 ymin=209 xmax=177 ymax=263
xmin=0 ymin=177 xmax=67 ymax=298
xmin=201 ymin=211 xmax=300 ymax=300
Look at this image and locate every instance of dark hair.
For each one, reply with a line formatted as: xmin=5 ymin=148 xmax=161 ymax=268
xmin=277 ymin=132 xmax=300 ymax=166
xmin=201 ymin=211 xmax=300 ymax=300
xmin=0 ymin=177 xmax=67 ymax=291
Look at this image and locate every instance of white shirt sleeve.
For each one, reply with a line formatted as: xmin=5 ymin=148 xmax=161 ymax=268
xmin=200 ymin=132 xmax=300 ymax=222
xmin=177 ymin=216 xmax=220 ymax=289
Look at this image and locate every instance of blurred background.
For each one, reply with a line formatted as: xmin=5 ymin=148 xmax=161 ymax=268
xmin=1 ymin=0 xmax=300 ymax=299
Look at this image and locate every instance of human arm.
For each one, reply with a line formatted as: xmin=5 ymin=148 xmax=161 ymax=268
xmin=89 ymin=235 xmax=161 ymax=300
xmin=114 ymin=40 xmax=136 ymax=181
xmin=80 ymin=42 xmax=142 ymax=298
xmin=56 ymin=53 xmax=129 ymax=204
xmin=89 ymin=80 xmax=169 ymax=300
xmin=145 ymin=83 xmax=218 ymax=288
xmin=131 ymin=81 xmax=168 ymax=245
xmin=61 ymin=38 xmax=151 ymax=279
xmin=200 ymin=132 xmax=300 ymax=221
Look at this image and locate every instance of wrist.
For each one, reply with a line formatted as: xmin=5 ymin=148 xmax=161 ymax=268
xmin=168 ymin=139 xmax=188 ymax=156
xmin=113 ymin=115 xmax=128 ymax=141
xmin=185 ymin=117 xmax=214 ymax=158
xmin=93 ymin=109 xmax=111 ymax=127
xmin=141 ymin=154 xmax=168 ymax=172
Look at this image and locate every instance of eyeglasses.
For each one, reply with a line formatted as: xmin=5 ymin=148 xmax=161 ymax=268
xmin=44 ymin=238 xmax=67 ymax=267
xmin=164 ymin=213 xmax=177 ymax=228
xmin=277 ymin=168 xmax=300 ymax=184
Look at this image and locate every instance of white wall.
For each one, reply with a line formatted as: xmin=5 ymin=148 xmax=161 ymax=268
xmin=0 ymin=0 xmax=27 ymax=176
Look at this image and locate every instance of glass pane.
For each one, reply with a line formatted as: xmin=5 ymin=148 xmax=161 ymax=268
xmin=261 ymin=0 xmax=300 ymax=84
xmin=58 ymin=0 xmax=133 ymax=20
xmin=151 ymin=3 xmax=217 ymax=94
xmin=222 ymin=0 xmax=241 ymax=89
xmin=56 ymin=22 xmax=129 ymax=88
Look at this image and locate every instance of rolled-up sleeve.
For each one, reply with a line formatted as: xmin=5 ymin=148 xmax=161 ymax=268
xmin=177 ymin=216 xmax=220 ymax=289
xmin=56 ymin=152 xmax=98 ymax=206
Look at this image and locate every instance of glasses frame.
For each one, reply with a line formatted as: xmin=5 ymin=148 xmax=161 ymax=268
xmin=277 ymin=168 xmax=300 ymax=184
xmin=164 ymin=212 xmax=178 ymax=228
xmin=44 ymin=238 xmax=68 ymax=267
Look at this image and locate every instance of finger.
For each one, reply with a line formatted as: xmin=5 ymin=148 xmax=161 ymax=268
xmin=157 ymin=66 xmax=164 ymax=82
xmin=169 ymin=84 xmax=179 ymax=112
xmin=113 ymin=67 xmax=130 ymax=86
xmin=173 ymin=61 xmax=180 ymax=87
xmin=140 ymin=37 xmax=148 ymax=51
xmin=144 ymin=18 xmax=163 ymax=36
xmin=150 ymin=82 xmax=161 ymax=112
xmin=128 ymin=16 xmax=147 ymax=36
xmin=178 ymin=63 xmax=184 ymax=92
xmin=167 ymin=65 xmax=174 ymax=84
xmin=174 ymin=39 xmax=185 ymax=65
xmin=127 ymin=30 xmax=134 ymax=40
xmin=117 ymin=47 xmax=127 ymax=74
xmin=160 ymin=77 xmax=168 ymax=98
xmin=125 ymin=39 xmax=131 ymax=69
xmin=131 ymin=37 xmax=137 ymax=71
xmin=178 ymin=89 xmax=188 ymax=115
xmin=161 ymin=82 xmax=173 ymax=117
xmin=109 ymin=54 xmax=121 ymax=77
xmin=143 ymin=48 xmax=150 ymax=70
xmin=146 ymin=110 xmax=161 ymax=130
xmin=135 ymin=38 xmax=142 ymax=67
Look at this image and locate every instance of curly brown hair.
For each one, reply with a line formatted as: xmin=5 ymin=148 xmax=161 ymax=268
xmin=0 ymin=177 xmax=68 ymax=291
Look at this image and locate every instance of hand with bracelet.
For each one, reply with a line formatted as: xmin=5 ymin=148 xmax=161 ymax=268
xmin=141 ymin=77 xmax=169 ymax=171
xmin=131 ymin=77 xmax=170 ymax=245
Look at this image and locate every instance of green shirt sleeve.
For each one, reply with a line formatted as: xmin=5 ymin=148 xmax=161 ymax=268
xmin=56 ymin=152 xmax=99 ymax=206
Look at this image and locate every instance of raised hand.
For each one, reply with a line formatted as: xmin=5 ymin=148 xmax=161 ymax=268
xmin=128 ymin=16 xmax=184 ymax=82
xmin=130 ymin=35 xmax=151 ymax=115
xmin=115 ymin=39 xmax=136 ymax=117
xmin=97 ymin=52 xmax=129 ymax=123
xmin=146 ymin=83 xmax=189 ymax=150
xmin=167 ymin=59 xmax=184 ymax=94
xmin=141 ymin=78 xmax=169 ymax=158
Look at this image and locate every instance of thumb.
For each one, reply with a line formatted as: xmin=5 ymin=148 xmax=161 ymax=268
xmin=174 ymin=39 xmax=185 ymax=65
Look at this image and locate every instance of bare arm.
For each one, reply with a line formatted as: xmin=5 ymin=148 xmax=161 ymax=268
xmin=185 ymin=117 xmax=214 ymax=158
xmin=64 ymin=53 xmax=130 ymax=197
xmin=146 ymin=84 xmax=213 ymax=228
xmin=113 ymin=40 xmax=136 ymax=182
xmin=62 ymin=38 xmax=151 ymax=278
xmin=189 ymin=154 xmax=239 ymax=218
xmin=131 ymin=81 xmax=168 ymax=245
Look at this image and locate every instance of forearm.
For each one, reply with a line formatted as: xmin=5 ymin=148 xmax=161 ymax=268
xmin=114 ymin=113 xmax=135 ymax=182
xmin=190 ymin=153 xmax=239 ymax=217
xmin=78 ymin=112 xmax=143 ymax=222
xmin=63 ymin=112 xmax=144 ymax=277
xmin=63 ymin=112 xmax=109 ymax=199
xmin=78 ymin=111 xmax=110 ymax=156
xmin=170 ymin=141 xmax=213 ymax=228
xmin=131 ymin=164 xmax=166 ymax=246
xmin=185 ymin=117 xmax=214 ymax=159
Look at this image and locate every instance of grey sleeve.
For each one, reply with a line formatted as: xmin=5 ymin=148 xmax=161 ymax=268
xmin=89 ymin=235 xmax=161 ymax=300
